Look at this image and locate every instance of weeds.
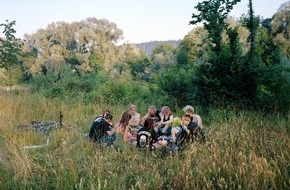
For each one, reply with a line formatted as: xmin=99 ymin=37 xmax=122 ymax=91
xmin=0 ymin=92 xmax=289 ymax=189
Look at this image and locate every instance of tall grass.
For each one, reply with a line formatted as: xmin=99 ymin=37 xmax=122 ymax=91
xmin=0 ymin=91 xmax=289 ymax=189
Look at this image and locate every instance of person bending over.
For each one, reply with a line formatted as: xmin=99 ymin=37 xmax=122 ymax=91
xmin=89 ymin=113 xmax=114 ymax=145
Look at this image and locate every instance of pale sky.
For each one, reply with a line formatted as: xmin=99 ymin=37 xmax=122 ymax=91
xmin=0 ymin=0 xmax=287 ymax=43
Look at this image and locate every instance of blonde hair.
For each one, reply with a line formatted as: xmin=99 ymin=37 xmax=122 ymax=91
xmin=172 ymin=117 xmax=182 ymax=127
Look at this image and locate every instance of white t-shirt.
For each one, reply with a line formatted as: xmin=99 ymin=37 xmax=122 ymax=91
xmin=129 ymin=112 xmax=140 ymax=126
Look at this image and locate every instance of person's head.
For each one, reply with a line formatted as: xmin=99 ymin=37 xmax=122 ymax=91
xmin=130 ymin=104 xmax=137 ymax=114
xmin=104 ymin=113 xmax=113 ymax=123
xmin=148 ymin=106 xmax=156 ymax=115
xmin=161 ymin=106 xmax=171 ymax=116
xmin=181 ymin=115 xmax=191 ymax=127
xmin=119 ymin=111 xmax=132 ymax=128
xmin=103 ymin=108 xmax=111 ymax=117
xmin=144 ymin=117 xmax=154 ymax=129
xmin=172 ymin=117 xmax=182 ymax=127
xmin=183 ymin=105 xmax=194 ymax=115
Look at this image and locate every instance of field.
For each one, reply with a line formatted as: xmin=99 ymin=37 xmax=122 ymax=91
xmin=0 ymin=91 xmax=289 ymax=189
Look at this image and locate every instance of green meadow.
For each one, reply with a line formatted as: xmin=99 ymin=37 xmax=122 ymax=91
xmin=0 ymin=91 xmax=289 ymax=189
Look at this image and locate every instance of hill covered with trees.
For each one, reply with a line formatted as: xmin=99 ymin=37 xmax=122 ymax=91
xmin=133 ymin=40 xmax=181 ymax=55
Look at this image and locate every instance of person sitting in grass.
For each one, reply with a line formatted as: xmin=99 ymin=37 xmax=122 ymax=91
xmin=129 ymin=104 xmax=141 ymax=128
xmin=157 ymin=106 xmax=174 ymax=136
xmin=89 ymin=113 xmax=114 ymax=146
xmin=183 ymin=105 xmax=205 ymax=142
xmin=141 ymin=106 xmax=161 ymax=125
xmin=128 ymin=104 xmax=142 ymax=140
xmin=152 ymin=115 xmax=194 ymax=151
xmin=93 ymin=108 xmax=111 ymax=121
xmin=151 ymin=116 xmax=181 ymax=150
xmin=136 ymin=117 xmax=158 ymax=149
xmin=108 ymin=111 xmax=133 ymax=150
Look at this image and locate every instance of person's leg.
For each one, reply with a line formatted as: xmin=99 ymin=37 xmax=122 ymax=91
xmin=152 ymin=139 xmax=168 ymax=149
xmin=161 ymin=124 xmax=170 ymax=134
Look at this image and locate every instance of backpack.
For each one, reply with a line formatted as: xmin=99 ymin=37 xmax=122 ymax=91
xmin=175 ymin=126 xmax=190 ymax=147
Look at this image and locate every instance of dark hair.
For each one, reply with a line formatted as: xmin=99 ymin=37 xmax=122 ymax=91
xmin=104 ymin=113 xmax=113 ymax=120
xmin=117 ymin=111 xmax=131 ymax=131
xmin=144 ymin=117 xmax=154 ymax=129
xmin=103 ymin=108 xmax=111 ymax=117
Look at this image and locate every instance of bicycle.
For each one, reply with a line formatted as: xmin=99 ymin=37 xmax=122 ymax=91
xmin=14 ymin=111 xmax=63 ymax=133
xmin=14 ymin=111 xmax=81 ymax=149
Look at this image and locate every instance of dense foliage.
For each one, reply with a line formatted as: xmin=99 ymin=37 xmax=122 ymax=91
xmin=0 ymin=0 xmax=289 ymax=114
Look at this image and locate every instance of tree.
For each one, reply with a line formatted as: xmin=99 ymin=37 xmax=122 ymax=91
xmin=272 ymin=1 xmax=290 ymax=58
xmin=24 ymin=18 xmax=123 ymax=75
xmin=189 ymin=0 xmax=245 ymax=107
xmin=190 ymin=0 xmax=241 ymax=53
xmin=150 ymin=44 xmax=177 ymax=73
xmin=176 ymin=27 xmax=209 ymax=65
xmin=0 ymin=20 xmax=23 ymax=91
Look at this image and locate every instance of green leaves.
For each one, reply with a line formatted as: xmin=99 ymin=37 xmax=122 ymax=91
xmin=0 ymin=20 xmax=24 ymax=88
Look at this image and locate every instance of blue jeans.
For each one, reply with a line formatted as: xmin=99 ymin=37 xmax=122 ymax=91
xmin=97 ymin=133 xmax=116 ymax=146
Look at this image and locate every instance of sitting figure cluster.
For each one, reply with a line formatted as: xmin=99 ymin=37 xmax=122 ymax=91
xmin=88 ymin=105 xmax=205 ymax=154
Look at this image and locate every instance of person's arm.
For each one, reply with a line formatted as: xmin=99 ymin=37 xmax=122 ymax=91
xmin=141 ymin=113 xmax=149 ymax=125
xmin=123 ymin=125 xmax=130 ymax=143
xmin=161 ymin=115 xmax=174 ymax=125
xmin=196 ymin=115 xmax=203 ymax=129
xmin=157 ymin=113 xmax=164 ymax=127
xmin=136 ymin=113 xmax=141 ymax=125
xmin=171 ymin=128 xmax=177 ymax=143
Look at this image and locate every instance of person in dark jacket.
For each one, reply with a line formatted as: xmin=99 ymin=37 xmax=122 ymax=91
xmin=89 ymin=113 xmax=114 ymax=145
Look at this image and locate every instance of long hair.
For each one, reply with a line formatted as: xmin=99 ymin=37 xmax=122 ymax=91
xmin=144 ymin=117 xmax=154 ymax=130
xmin=117 ymin=111 xmax=131 ymax=131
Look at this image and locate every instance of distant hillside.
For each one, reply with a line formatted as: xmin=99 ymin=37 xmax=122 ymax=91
xmin=133 ymin=40 xmax=182 ymax=55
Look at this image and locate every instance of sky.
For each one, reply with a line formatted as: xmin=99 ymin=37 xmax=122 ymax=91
xmin=0 ymin=0 xmax=288 ymax=43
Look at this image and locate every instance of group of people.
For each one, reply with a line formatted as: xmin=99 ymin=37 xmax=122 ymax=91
xmin=88 ymin=104 xmax=205 ymax=153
